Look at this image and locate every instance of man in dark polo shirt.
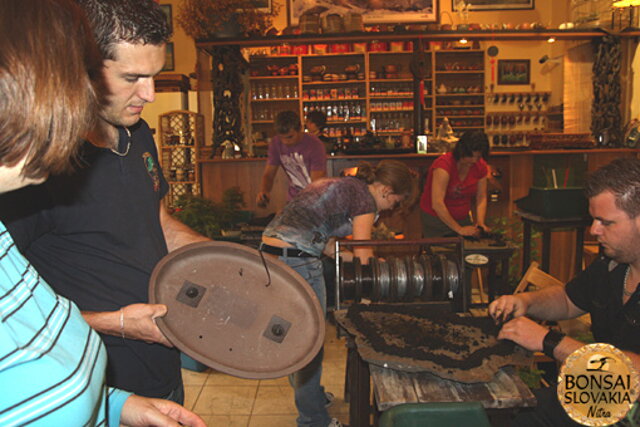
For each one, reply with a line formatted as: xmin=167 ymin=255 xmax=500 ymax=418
xmin=488 ymin=157 xmax=640 ymax=426
xmin=0 ymin=0 xmax=209 ymax=402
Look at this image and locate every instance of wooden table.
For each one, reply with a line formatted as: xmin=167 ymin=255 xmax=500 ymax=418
xmin=345 ymin=343 xmax=536 ymax=427
xmin=515 ymin=209 xmax=592 ymax=277
xmin=336 ymin=316 xmax=536 ymax=427
xmin=463 ymin=239 xmax=517 ymax=307
xmin=345 ymin=334 xmax=536 ymax=427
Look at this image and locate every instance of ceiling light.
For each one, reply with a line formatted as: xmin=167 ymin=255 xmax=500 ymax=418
xmin=459 ymin=38 xmax=468 ymax=44
xmin=547 ymin=37 xmax=556 ymax=43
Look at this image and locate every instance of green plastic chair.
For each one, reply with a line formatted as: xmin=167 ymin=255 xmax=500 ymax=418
xmin=378 ymin=402 xmax=492 ymax=427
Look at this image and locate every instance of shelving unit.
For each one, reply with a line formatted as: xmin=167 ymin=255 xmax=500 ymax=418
xmin=434 ymin=50 xmax=486 ymax=134
xmin=158 ymin=110 xmax=203 ymax=208
xmin=246 ymin=45 xmax=486 ymax=150
xmin=484 ymin=90 xmax=552 ymax=148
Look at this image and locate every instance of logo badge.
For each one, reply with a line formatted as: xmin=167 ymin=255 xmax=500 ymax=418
xmin=142 ymin=152 xmax=160 ymax=192
xmin=558 ymin=343 xmax=639 ymax=426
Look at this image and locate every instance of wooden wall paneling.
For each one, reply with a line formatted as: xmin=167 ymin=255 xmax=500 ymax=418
xmin=201 ymin=159 xmax=288 ymax=214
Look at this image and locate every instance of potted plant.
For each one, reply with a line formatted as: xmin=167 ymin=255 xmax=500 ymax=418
xmin=172 ymin=187 xmax=249 ymax=238
xmin=177 ymin=0 xmax=278 ymax=39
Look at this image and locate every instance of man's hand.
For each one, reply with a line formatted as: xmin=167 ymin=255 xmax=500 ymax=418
xmin=488 ymin=295 xmax=527 ymax=324
xmin=120 ymin=395 xmax=206 ymax=427
xmin=122 ymin=303 xmax=173 ymax=347
xmin=497 ymin=316 xmax=549 ymax=353
xmin=256 ymin=192 xmax=270 ymax=208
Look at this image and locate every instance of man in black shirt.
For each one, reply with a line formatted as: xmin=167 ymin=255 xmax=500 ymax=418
xmin=489 ymin=157 xmax=640 ymax=426
xmin=0 ymin=0 xmax=209 ymax=402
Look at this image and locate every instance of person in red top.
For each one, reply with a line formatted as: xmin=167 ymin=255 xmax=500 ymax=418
xmin=420 ymin=131 xmax=490 ymax=238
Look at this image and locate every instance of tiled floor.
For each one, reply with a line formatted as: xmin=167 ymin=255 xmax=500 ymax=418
xmin=182 ymin=319 xmax=350 ymax=427
xmin=183 ymin=286 xmax=490 ymax=427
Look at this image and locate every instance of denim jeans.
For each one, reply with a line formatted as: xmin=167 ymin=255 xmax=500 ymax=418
xmin=279 ymin=255 xmax=330 ymax=427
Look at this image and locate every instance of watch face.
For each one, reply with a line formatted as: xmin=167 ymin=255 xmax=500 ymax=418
xmin=465 ymin=253 xmax=489 ymax=266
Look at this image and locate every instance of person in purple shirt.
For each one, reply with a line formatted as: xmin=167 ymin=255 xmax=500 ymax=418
xmin=257 ymin=111 xmax=326 ymax=206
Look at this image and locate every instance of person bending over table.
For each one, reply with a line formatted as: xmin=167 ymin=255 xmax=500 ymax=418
xmin=260 ymin=160 xmax=417 ymax=427
xmin=0 ymin=1 xmax=204 ymax=425
xmin=488 ymin=158 xmax=640 ymax=427
xmin=420 ymin=131 xmax=490 ymax=238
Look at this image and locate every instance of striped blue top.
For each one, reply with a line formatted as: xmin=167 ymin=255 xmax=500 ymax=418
xmin=0 ymin=223 xmax=131 ymax=426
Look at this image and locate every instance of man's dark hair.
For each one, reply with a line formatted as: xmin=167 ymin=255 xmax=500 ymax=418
xmin=275 ymin=111 xmax=301 ymax=135
xmin=306 ymin=110 xmax=327 ymax=130
xmin=585 ymin=157 xmax=640 ymax=218
xmin=452 ymin=131 xmax=490 ymax=161
xmin=75 ymin=0 xmax=171 ymax=60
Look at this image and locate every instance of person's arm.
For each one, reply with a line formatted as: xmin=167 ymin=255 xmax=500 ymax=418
xmin=489 ymin=286 xmax=588 ymax=363
xmin=82 ymin=303 xmax=173 ymax=347
xmin=351 ymin=213 xmax=376 ymax=263
xmin=160 ymin=203 xmax=209 ymax=252
xmin=489 ymin=284 xmax=585 ymax=323
xmin=474 ymin=176 xmax=489 ymax=231
xmin=497 ymin=317 xmax=640 ymax=367
xmin=431 ymin=168 xmax=477 ymax=236
xmin=118 ymin=394 xmax=206 ymax=427
xmin=257 ymin=164 xmax=278 ymax=206
xmin=310 ymin=169 xmax=326 ymax=182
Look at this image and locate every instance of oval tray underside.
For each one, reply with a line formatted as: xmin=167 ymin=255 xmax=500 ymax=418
xmin=149 ymin=241 xmax=325 ymax=379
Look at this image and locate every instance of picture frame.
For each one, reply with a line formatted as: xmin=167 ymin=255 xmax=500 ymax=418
xmin=160 ymin=4 xmax=172 ymax=34
xmin=252 ymin=0 xmax=272 ymax=13
xmin=162 ymin=42 xmax=175 ymax=72
xmin=288 ymin=0 xmax=436 ymax=26
xmin=497 ymin=59 xmax=530 ymax=85
xmin=452 ymin=0 xmax=534 ymax=11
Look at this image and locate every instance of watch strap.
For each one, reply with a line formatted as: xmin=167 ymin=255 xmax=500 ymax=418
xmin=542 ymin=329 xmax=565 ymax=359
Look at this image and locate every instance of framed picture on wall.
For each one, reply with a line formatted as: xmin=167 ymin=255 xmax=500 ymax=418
xmin=498 ymin=60 xmax=530 ymax=85
xmin=288 ymin=0 xmax=436 ymax=26
xmin=452 ymin=0 xmax=534 ymax=11
xmin=252 ymin=0 xmax=272 ymax=12
xmin=162 ymin=42 xmax=174 ymax=72
xmin=160 ymin=4 xmax=172 ymax=33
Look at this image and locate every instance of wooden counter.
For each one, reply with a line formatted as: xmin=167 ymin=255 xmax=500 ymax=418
xmin=200 ymin=148 xmax=638 ymax=282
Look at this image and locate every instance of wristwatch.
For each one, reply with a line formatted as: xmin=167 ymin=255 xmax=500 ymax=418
xmin=543 ymin=329 xmax=565 ymax=359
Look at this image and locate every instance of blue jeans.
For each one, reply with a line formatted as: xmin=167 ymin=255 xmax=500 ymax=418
xmin=279 ymin=255 xmax=330 ymax=427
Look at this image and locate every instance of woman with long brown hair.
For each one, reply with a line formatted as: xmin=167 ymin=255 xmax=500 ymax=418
xmin=0 ymin=0 xmax=203 ymax=425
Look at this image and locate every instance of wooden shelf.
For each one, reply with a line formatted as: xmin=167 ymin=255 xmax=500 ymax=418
xmin=302 ymin=79 xmax=365 ymax=85
xmin=303 ymin=98 xmax=366 ymax=102
xmin=370 ymin=78 xmax=413 ymax=82
xmin=251 ymin=98 xmax=300 ymax=102
xmin=435 ymin=92 xmax=485 ymax=96
xmin=370 ymin=94 xmax=414 ymax=98
xmin=435 ymin=70 xmax=485 ymax=74
xmin=249 ymin=75 xmax=299 ymax=80
xmin=371 ymin=109 xmax=414 ymax=112
xmin=197 ymin=29 xmax=611 ymax=51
